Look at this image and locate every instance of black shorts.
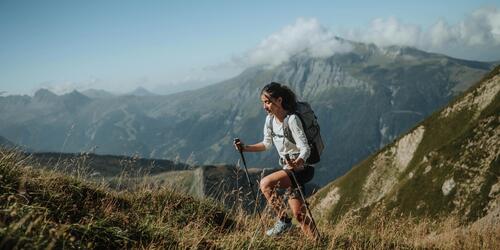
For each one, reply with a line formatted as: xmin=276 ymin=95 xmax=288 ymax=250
xmin=283 ymin=165 xmax=314 ymax=197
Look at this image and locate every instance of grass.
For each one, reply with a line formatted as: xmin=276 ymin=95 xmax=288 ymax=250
xmin=1 ymin=148 xmax=499 ymax=249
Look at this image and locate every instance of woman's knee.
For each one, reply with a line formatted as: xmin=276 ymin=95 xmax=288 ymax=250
xmin=260 ymin=171 xmax=290 ymax=192
xmin=259 ymin=177 xmax=271 ymax=192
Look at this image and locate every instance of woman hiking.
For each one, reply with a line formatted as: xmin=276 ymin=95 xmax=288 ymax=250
xmin=234 ymin=82 xmax=317 ymax=239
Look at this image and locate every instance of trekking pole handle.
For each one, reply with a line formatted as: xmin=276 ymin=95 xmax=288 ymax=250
xmin=284 ymin=154 xmax=293 ymax=168
xmin=233 ymin=138 xmax=244 ymax=152
xmin=284 ymin=154 xmax=291 ymax=162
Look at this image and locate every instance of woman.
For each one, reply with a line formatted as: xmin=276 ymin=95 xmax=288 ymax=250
xmin=234 ymin=82 xmax=317 ymax=238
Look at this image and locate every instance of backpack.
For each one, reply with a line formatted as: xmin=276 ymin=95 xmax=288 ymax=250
xmin=269 ymin=101 xmax=324 ymax=164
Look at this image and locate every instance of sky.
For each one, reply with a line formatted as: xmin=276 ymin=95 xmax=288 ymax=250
xmin=1 ymin=0 xmax=500 ymax=95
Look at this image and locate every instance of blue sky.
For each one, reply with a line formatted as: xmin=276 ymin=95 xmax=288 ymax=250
xmin=1 ymin=0 xmax=499 ymax=95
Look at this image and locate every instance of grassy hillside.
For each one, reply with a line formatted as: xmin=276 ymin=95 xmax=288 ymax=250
xmin=0 ymin=149 xmax=233 ymax=249
xmin=1 ymin=148 xmax=498 ymax=249
xmin=0 ymin=149 xmax=329 ymax=249
xmin=312 ymin=66 xmax=500 ymax=224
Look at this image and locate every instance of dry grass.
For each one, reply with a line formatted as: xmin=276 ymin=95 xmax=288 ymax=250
xmin=1 ymin=148 xmax=499 ymax=249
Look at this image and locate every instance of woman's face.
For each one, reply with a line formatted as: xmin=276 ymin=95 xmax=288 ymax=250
xmin=260 ymin=93 xmax=283 ymax=115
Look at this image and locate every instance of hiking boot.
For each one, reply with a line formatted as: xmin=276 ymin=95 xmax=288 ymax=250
xmin=266 ymin=219 xmax=293 ymax=236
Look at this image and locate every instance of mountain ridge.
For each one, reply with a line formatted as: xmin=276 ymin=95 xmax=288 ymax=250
xmin=0 ymin=42 xmax=496 ymax=185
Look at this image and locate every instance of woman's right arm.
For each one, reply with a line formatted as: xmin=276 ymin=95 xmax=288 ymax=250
xmin=241 ymin=142 xmax=267 ymax=152
xmin=234 ymin=115 xmax=273 ymax=152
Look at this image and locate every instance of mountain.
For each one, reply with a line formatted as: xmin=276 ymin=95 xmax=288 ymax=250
xmin=81 ymin=89 xmax=115 ymax=99
xmin=0 ymin=132 xmax=30 ymax=151
xmin=33 ymin=88 xmax=58 ymax=102
xmin=311 ymin=66 xmax=500 ymax=223
xmin=0 ymin=135 xmax=15 ymax=148
xmin=152 ymin=78 xmax=225 ymax=95
xmin=0 ymin=42 xmax=496 ymax=186
xmin=127 ymin=87 xmax=156 ymax=96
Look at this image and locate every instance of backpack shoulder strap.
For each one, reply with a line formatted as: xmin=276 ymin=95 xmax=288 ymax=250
xmin=283 ymin=114 xmax=296 ymax=144
xmin=267 ymin=114 xmax=277 ymax=138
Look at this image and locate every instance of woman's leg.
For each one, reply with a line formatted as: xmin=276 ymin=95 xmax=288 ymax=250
xmin=289 ymin=197 xmax=316 ymax=238
xmin=259 ymin=170 xmax=292 ymax=218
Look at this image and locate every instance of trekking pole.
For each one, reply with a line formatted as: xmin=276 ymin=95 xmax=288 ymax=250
xmin=234 ymin=138 xmax=262 ymax=219
xmin=285 ymin=154 xmax=321 ymax=240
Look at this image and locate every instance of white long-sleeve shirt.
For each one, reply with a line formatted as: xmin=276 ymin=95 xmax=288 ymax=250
xmin=262 ymin=114 xmax=311 ymax=165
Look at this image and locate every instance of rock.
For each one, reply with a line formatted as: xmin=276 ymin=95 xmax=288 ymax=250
xmin=442 ymin=178 xmax=456 ymax=196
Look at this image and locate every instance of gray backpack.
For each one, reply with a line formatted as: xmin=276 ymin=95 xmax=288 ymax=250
xmin=269 ymin=101 xmax=324 ymax=164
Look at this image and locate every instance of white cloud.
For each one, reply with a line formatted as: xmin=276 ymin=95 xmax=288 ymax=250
xmin=238 ymin=18 xmax=353 ymax=67
xmin=457 ymin=7 xmax=500 ymax=46
xmin=428 ymin=19 xmax=456 ymax=47
xmin=354 ymin=17 xmax=422 ymax=47
xmin=426 ymin=6 xmax=500 ymax=60
xmin=343 ymin=6 xmax=500 ymax=61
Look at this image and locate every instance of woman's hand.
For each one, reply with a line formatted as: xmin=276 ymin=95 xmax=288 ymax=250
xmin=285 ymin=157 xmax=304 ymax=170
xmin=233 ymin=138 xmax=245 ymax=152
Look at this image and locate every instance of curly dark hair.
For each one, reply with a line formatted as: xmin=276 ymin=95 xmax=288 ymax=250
xmin=261 ymin=82 xmax=298 ymax=112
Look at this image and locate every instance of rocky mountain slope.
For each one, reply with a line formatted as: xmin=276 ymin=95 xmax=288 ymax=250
xmin=312 ymin=66 xmax=500 ymax=223
xmin=0 ymin=41 xmax=496 ymax=185
xmin=0 ymin=135 xmax=15 ymax=148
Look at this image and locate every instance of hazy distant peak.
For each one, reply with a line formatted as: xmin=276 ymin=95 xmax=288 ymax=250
xmin=33 ymin=88 xmax=58 ymax=101
xmin=81 ymin=89 xmax=115 ymax=99
xmin=127 ymin=87 xmax=156 ymax=96
xmin=34 ymin=88 xmax=56 ymax=96
xmin=63 ymin=89 xmax=83 ymax=96
xmin=62 ymin=90 xmax=90 ymax=100
xmin=59 ymin=89 xmax=91 ymax=109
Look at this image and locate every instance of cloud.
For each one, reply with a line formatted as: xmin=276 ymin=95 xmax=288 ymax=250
xmin=347 ymin=17 xmax=422 ymax=48
xmin=426 ymin=6 xmax=500 ymax=60
xmin=460 ymin=7 xmax=500 ymax=46
xmin=428 ymin=19 xmax=456 ymax=47
xmin=425 ymin=7 xmax=500 ymax=48
xmin=236 ymin=18 xmax=353 ymax=67
xmin=343 ymin=6 xmax=500 ymax=61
